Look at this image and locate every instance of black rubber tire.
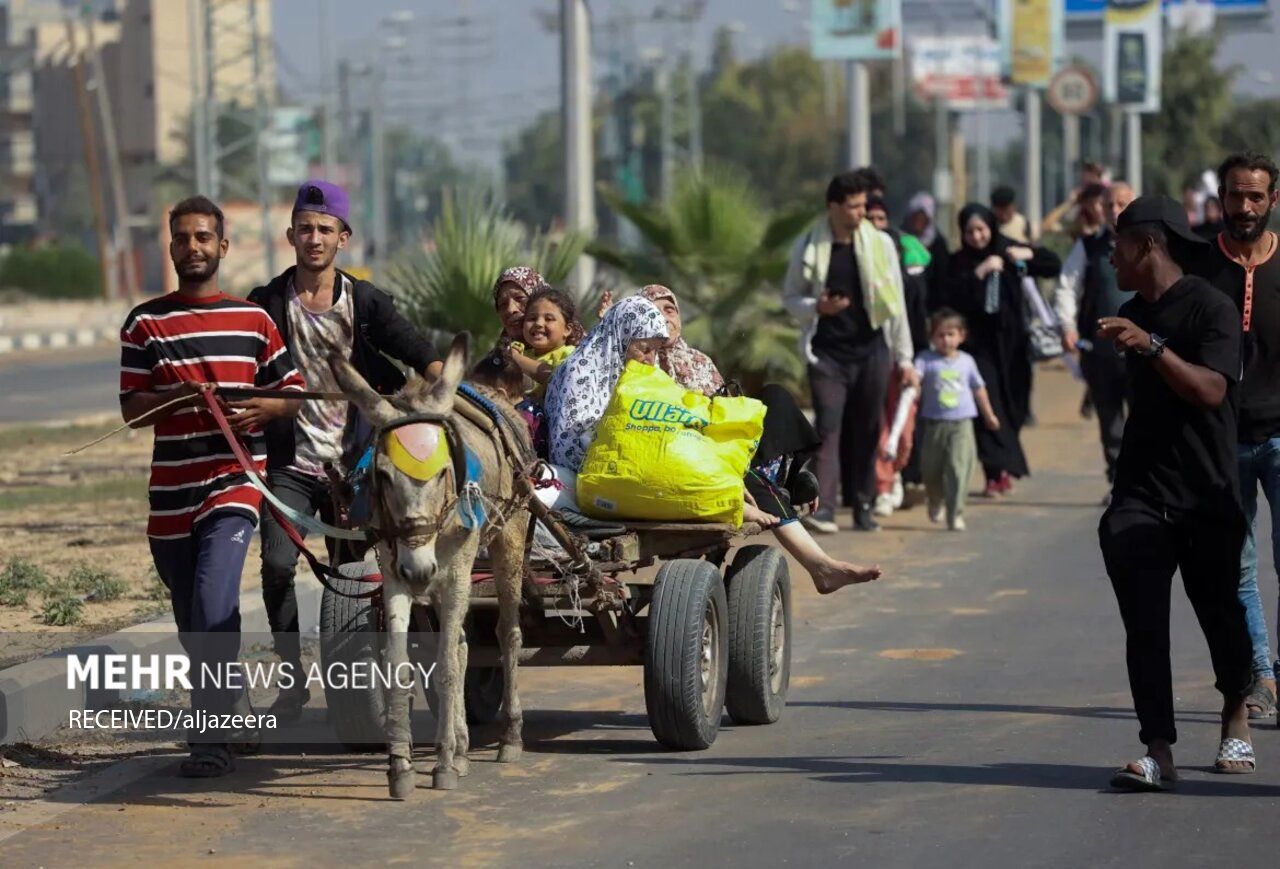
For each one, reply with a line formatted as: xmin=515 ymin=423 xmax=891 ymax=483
xmin=644 ymin=559 xmax=728 ymax=750
xmin=724 ymin=545 xmax=791 ymax=725
xmin=422 ymin=615 xmax=505 ymax=726
xmin=318 ymin=580 xmax=386 ymax=752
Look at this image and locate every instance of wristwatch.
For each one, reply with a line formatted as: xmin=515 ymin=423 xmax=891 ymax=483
xmin=1143 ymin=333 xmax=1167 ymax=358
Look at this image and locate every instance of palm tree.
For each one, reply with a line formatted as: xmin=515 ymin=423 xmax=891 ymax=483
xmin=388 ymin=191 xmax=587 ymax=353
xmin=590 ymin=165 xmax=813 ymax=393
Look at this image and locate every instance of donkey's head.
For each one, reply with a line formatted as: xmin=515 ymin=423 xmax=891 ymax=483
xmin=331 ymin=333 xmax=469 ymax=588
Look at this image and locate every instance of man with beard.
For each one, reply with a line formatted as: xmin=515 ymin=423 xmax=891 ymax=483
xmin=120 ymin=196 xmax=304 ymax=777
xmin=247 ymin=181 xmax=440 ymax=720
xmin=1192 ymin=151 xmax=1280 ymax=721
xmin=1054 ymin=181 xmax=1135 ymax=497
xmin=1098 ymin=195 xmax=1254 ymax=790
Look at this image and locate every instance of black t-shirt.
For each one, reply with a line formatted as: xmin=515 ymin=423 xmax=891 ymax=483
xmin=812 ymin=242 xmax=880 ymax=363
xmin=1113 ymin=276 xmax=1242 ymax=516
xmin=1190 ymin=236 xmax=1280 ymax=443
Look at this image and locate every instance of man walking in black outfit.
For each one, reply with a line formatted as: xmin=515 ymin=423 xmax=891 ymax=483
xmin=1097 ymin=195 xmax=1254 ymax=791
xmin=1054 ymin=181 xmax=1135 ymax=497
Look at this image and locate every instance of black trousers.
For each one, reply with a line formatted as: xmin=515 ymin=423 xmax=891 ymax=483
xmin=1080 ymin=350 xmax=1129 ymax=484
xmin=259 ymin=467 xmax=339 ymax=669
xmin=808 ymin=342 xmax=892 ymax=511
xmin=1098 ymin=495 xmax=1252 ymax=745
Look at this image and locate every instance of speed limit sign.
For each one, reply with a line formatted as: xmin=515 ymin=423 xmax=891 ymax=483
xmin=1047 ymin=66 xmax=1099 ymax=116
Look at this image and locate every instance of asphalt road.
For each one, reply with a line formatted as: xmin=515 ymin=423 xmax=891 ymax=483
xmin=3 ymin=367 xmax=1279 ymax=867
xmin=0 ymin=346 xmax=119 ymax=424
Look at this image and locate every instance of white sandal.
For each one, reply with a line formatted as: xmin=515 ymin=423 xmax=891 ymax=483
xmin=1214 ymin=737 xmax=1256 ymax=775
xmin=1110 ymin=756 xmax=1174 ymax=792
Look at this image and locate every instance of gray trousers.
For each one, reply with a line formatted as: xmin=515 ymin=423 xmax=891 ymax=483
xmin=921 ymin=418 xmax=977 ymax=521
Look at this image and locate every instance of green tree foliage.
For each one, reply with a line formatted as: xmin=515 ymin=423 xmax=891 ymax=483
xmin=590 ymin=165 xmax=812 ymax=393
xmin=0 ymin=244 xmax=102 ymax=300
xmin=387 ymin=192 xmax=586 ymax=353
xmin=1142 ymin=34 xmax=1237 ymax=197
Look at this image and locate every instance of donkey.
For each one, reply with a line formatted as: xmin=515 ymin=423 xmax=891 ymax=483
xmin=330 ymin=334 xmax=531 ymax=797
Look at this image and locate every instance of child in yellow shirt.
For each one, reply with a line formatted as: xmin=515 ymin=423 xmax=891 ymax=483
xmin=506 ymin=288 xmax=585 ymax=456
xmin=506 ymin=288 xmax=584 ymax=400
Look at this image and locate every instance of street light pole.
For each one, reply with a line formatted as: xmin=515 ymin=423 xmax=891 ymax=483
xmin=846 ymin=60 xmax=870 ymax=167
xmin=561 ymin=0 xmax=595 ymax=294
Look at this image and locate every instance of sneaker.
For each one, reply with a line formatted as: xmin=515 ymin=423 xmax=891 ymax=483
xmin=853 ymin=504 xmax=881 ymax=532
xmin=927 ymin=500 xmax=944 ymax=524
xmin=802 ymin=510 xmax=839 ymax=535
xmin=948 ymin=514 xmax=967 ymax=532
xmin=873 ymin=493 xmax=895 ymax=517
xmin=889 ymin=473 xmax=905 ymax=509
xmin=983 ymin=478 xmax=1002 ymax=498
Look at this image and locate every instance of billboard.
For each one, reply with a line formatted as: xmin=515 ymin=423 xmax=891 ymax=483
xmin=1066 ymin=0 xmax=1264 ymax=16
xmin=811 ymin=0 xmax=903 ymax=61
xmin=1002 ymin=0 xmax=1064 ymax=87
xmin=1103 ymin=0 xmax=1162 ymax=112
xmin=911 ymin=37 xmax=1011 ymax=109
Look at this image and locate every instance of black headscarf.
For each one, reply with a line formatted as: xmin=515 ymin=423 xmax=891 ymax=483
xmin=953 ymin=203 xmax=1010 ymax=269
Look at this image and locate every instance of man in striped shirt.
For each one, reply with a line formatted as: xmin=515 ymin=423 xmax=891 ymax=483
xmin=120 ymin=196 xmax=304 ymax=777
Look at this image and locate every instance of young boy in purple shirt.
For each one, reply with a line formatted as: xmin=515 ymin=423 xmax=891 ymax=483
xmin=914 ymin=309 xmax=1001 ymax=530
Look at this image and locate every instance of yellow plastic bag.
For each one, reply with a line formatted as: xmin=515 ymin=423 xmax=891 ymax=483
xmin=577 ymin=361 xmax=764 ymax=526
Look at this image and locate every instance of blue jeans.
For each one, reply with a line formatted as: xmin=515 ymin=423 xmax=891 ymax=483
xmin=1237 ymin=440 xmax=1280 ymax=681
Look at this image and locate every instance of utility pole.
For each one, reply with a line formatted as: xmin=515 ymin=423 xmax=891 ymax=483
xmin=1125 ymin=111 xmax=1142 ymax=195
xmin=188 ymin=0 xmax=210 ymax=194
xmin=83 ymin=9 xmax=140 ymax=298
xmin=934 ymin=97 xmax=952 ymax=235
xmin=1024 ymin=88 xmax=1043 ymax=241
xmin=248 ymin=0 xmax=275 ymax=277
xmin=203 ymin=0 xmax=220 ymax=198
xmin=370 ymin=66 xmax=388 ymax=277
xmin=64 ymin=17 xmax=115 ymax=301
xmin=687 ymin=54 xmax=702 ymax=170
xmin=846 ymin=60 xmax=870 ymax=167
xmin=319 ymin=0 xmax=336 ymax=177
xmin=1062 ymin=112 xmax=1080 ymax=201
xmin=561 ymin=0 xmax=595 ymax=294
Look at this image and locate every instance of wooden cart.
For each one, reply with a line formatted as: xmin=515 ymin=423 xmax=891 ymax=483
xmin=318 ymin=517 xmax=792 ymax=752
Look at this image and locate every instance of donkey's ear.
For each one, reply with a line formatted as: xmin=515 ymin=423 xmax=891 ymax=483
xmin=430 ymin=332 xmax=470 ymax=403
xmin=330 ymin=353 xmax=399 ymax=427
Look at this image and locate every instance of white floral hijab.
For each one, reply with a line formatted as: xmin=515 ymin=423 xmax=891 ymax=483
xmin=546 ymin=295 xmax=669 ymax=471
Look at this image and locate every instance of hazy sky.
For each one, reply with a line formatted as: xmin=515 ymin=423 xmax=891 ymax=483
xmin=271 ymin=0 xmax=1280 ymax=170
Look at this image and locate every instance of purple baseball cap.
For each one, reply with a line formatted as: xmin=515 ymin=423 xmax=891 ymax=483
xmin=293 ymin=180 xmax=352 ymax=232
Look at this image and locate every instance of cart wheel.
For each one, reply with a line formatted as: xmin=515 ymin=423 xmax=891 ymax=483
xmin=318 ymin=580 xmax=386 ymax=752
xmin=724 ymin=545 xmax=791 ymax=725
xmin=420 ymin=612 xmax=505 ymax=726
xmin=426 ymin=661 xmax=505 ymax=725
xmin=644 ymin=559 xmax=728 ymax=750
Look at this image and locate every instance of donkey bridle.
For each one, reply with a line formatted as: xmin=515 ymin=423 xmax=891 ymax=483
xmin=367 ymin=410 xmax=470 ymax=547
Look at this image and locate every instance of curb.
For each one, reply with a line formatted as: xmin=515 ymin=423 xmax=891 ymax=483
xmin=0 ymin=580 xmax=322 ymax=745
xmin=0 ymin=327 xmax=116 ymax=355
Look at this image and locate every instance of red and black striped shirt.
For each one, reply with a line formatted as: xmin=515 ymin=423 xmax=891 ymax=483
xmin=120 ymin=292 xmax=305 ymax=539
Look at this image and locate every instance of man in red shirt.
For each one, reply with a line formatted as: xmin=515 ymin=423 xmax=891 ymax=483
xmin=120 ymin=196 xmax=303 ymax=777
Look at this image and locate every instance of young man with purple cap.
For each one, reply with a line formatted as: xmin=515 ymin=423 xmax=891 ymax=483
xmin=1095 ymin=194 xmax=1254 ymax=791
xmin=247 ymin=180 xmax=441 ymax=720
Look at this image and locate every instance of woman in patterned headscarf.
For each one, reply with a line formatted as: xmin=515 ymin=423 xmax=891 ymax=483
xmin=474 ymin=266 xmax=553 ymax=391
xmin=638 ymin=284 xmax=725 ymax=397
xmin=557 ymin=287 xmax=881 ymax=594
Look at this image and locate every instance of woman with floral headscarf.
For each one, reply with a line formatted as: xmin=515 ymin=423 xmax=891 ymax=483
xmin=473 ymin=266 xmax=553 ymax=392
xmin=557 ymin=289 xmax=881 ymax=594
